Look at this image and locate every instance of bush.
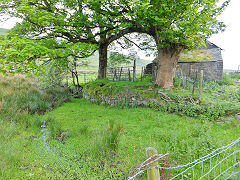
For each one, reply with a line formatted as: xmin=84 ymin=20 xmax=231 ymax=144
xmin=37 ymin=61 xmax=68 ymax=90
xmin=230 ymin=73 xmax=240 ymax=80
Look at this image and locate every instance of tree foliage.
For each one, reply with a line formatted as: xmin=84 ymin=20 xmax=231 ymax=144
xmin=108 ymin=51 xmax=139 ymax=67
xmin=0 ymin=0 xmax=230 ymax=87
xmin=0 ymin=29 xmax=97 ymax=75
xmin=0 ymin=0 xmax=137 ymax=77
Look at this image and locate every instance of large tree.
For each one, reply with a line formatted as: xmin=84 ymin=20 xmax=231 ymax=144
xmin=0 ymin=0 xmax=229 ymax=89
xmin=116 ymin=0 xmax=230 ymax=88
xmin=0 ymin=0 xmax=140 ymax=78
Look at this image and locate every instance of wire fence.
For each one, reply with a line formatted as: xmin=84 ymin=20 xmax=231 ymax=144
xmin=128 ymin=137 xmax=240 ymax=180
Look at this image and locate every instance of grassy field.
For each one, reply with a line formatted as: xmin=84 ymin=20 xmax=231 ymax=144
xmin=0 ymin=74 xmax=239 ymax=179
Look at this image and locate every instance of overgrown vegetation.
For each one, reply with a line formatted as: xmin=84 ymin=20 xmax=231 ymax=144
xmin=179 ymin=49 xmax=213 ymax=62
xmin=83 ymin=73 xmax=240 ymax=121
xmin=0 ymin=74 xmax=71 ymax=123
xmin=0 ymin=74 xmax=72 ymax=178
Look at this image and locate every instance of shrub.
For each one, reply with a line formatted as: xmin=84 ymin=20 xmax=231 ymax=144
xmin=230 ymin=73 xmax=240 ymax=80
xmin=37 ymin=61 xmax=68 ymax=90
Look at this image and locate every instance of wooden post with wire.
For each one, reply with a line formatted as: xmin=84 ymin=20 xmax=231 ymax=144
xmin=146 ymin=147 xmax=160 ymax=180
xmin=199 ymin=70 xmax=204 ymax=101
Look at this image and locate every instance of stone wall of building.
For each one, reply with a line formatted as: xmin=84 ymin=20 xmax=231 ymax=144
xmin=177 ymin=60 xmax=223 ymax=81
xmin=145 ymin=45 xmax=224 ymax=81
xmin=177 ymin=47 xmax=223 ymax=80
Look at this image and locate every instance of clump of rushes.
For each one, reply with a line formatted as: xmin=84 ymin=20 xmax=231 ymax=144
xmin=103 ymin=120 xmax=123 ymax=153
xmin=0 ymin=74 xmax=72 ymax=126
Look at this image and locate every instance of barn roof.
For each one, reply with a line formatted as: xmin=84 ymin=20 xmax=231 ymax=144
xmin=199 ymin=41 xmax=223 ymax=50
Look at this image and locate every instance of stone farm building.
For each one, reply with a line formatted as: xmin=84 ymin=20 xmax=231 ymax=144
xmin=146 ymin=42 xmax=223 ymax=81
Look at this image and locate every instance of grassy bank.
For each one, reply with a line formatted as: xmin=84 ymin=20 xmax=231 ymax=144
xmin=83 ymin=74 xmax=240 ymax=121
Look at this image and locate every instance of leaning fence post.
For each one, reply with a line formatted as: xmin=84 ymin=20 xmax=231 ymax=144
xmin=146 ymin=147 xmax=160 ymax=180
xmin=199 ymin=70 xmax=204 ymax=101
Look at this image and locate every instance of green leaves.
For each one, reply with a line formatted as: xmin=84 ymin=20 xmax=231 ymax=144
xmin=0 ymin=0 xmax=230 ymax=77
xmin=108 ymin=52 xmax=137 ymax=67
xmin=0 ymin=32 xmax=98 ymax=75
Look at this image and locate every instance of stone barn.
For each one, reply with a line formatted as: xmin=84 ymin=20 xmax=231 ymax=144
xmin=145 ymin=42 xmax=223 ymax=81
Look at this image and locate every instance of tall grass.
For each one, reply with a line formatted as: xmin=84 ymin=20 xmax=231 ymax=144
xmin=0 ymin=74 xmax=72 ymax=179
xmin=103 ymin=120 xmax=123 ymax=152
xmin=0 ymin=74 xmax=72 ymax=125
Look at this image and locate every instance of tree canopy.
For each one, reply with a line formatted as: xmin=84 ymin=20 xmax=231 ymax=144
xmin=0 ymin=0 xmax=137 ymax=77
xmin=0 ymin=0 xmax=230 ymax=88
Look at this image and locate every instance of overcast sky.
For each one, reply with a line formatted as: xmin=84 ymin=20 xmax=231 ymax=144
xmin=209 ymin=0 xmax=240 ymax=70
xmin=0 ymin=0 xmax=239 ymax=70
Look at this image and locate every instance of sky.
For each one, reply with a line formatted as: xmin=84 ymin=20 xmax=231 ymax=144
xmin=209 ymin=0 xmax=240 ymax=70
xmin=0 ymin=0 xmax=239 ymax=70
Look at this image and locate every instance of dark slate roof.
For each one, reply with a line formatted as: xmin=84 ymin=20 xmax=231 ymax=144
xmin=199 ymin=41 xmax=222 ymax=50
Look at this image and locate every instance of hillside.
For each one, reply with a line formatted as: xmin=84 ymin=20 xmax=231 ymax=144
xmin=0 ymin=28 xmax=8 ymax=35
xmin=85 ymin=52 xmax=152 ymax=69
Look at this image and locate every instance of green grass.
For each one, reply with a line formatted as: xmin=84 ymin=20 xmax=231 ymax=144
xmin=34 ymin=99 xmax=239 ymax=179
xmin=0 ymin=74 xmax=239 ymax=179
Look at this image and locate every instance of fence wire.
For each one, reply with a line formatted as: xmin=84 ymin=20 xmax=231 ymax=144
xmin=129 ymin=137 xmax=240 ymax=180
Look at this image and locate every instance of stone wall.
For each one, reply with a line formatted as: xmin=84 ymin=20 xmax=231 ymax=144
xmin=177 ymin=48 xmax=223 ymax=80
xmin=177 ymin=60 xmax=223 ymax=81
xmin=146 ymin=46 xmax=224 ymax=81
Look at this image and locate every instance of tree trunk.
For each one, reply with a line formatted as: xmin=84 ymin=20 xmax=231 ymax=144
xmin=155 ymin=46 xmax=181 ymax=89
xmin=98 ymin=44 xmax=108 ymax=79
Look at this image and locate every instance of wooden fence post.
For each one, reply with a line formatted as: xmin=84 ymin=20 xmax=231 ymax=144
xmin=199 ymin=70 xmax=204 ymax=101
xmin=133 ymin=59 xmax=136 ymax=82
xmin=119 ymin=67 xmax=123 ymax=81
xmin=180 ymin=68 xmax=185 ymax=90
xmin=128 ymin=68 xmax=131 ymax=81
xmin=146 ymin=147 xmax=160 ymax=180
xmin=113 ymin=68 xmax=117 ymax=81
xmin=192 ymin=70 xmax=198 ymax=95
